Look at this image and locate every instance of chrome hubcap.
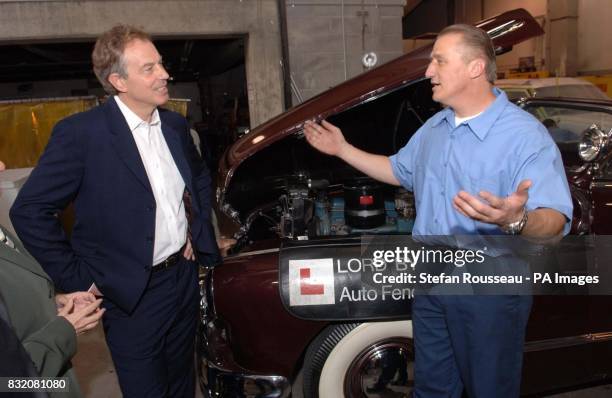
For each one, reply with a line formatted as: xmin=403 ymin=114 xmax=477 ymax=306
xmin=344 ymin=337 xmax=414 ymax=397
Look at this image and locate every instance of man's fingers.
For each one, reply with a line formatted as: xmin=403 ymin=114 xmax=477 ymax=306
xmin=183 ymin=239 xmax=194 ymax=260
xmin=452 ymin=202 xmax=469 ymax=218
xmin=455 ymin=191 xmax=496 ymax=219
xmin=75 ymin=298 xmax=102 ymax=316
xmin=320 ymin=119 xmax=337 ymax=132
xmin=453 ymin=195 xmax=484 ymax=221
xmin=516 ymin=179 xmax=532 ymax=194
xmin=76 ymin=309 xmax=106 ymax=334
xmin=85 ymin=308 xmax=105 ymax=323
xmin=478 ymin=190 xmax=504 ymax=209
xmin=58 ymin=298 xmax=74 ymax=316
xmin=304 ymin=120 xmax=322 ymax=134
xmin=71 ymin=291 xmax=96 ymax=305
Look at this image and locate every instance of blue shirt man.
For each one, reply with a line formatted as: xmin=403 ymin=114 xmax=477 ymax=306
xmin=390 ymin=87 xmax=572 ymax=236
xmin=305 ymin=24 xmax=571 ymax=398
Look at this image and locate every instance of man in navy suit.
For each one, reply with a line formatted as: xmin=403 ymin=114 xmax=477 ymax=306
xmin=10 ymin=25 xmax=220 ymax=397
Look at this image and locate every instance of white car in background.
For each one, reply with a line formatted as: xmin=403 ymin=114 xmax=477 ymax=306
xmin=496 ymin=77 xmax=609 ymax=102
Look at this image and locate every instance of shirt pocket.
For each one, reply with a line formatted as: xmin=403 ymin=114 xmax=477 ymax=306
xmin=467 ymin=162 xmax=507 ymax=198
xmin=468 ymin=176 xmax=503 ymax=198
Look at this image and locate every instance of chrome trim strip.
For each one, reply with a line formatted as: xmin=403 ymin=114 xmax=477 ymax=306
xmin=484 ymin=20 xmax=525 ymax=41
xmin=591 ymin=181 xmax=612 ymax=189
xmin=524 ymin=332 xmax=612 ymax=352
xmin=521 ymin=99 xmax=612 ymax=114
xmin=229 ymin=248 xmax=280 ymax=258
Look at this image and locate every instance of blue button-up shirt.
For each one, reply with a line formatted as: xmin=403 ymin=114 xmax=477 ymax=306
xmin=389 ymin=88 xmax=573 ymax=236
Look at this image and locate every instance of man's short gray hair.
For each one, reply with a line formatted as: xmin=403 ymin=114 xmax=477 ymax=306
xmin=439 ymin=24 xmax=497 ymax=83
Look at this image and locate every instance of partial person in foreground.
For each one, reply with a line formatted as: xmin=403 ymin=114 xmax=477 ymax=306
xmin=304 ymin=24 xmax=572 ymax=397
xmin=0 ymin=223 xmax=103 ymax=398
xmin=10 ymin=25 xmax=220 ymax=397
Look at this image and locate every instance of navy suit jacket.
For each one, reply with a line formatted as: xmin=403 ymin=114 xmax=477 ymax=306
xmin=10 ymin=98 xmax=220 ymax=313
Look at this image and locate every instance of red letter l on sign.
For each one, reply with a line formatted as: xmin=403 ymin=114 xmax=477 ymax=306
xmin=300 ymin=268 xmax=325 ymax=295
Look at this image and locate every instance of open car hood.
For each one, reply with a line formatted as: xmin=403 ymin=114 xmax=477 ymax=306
xmin=218 ymin=8 xmax=544 ymax=228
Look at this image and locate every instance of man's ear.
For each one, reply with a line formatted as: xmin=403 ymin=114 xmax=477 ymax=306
xmin=468 ymin=58 xmax=486 ymax=80
xmin=108 ymin=73 xmax=127 ymax=93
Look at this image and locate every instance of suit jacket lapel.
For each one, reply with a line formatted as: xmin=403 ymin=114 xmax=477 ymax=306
xmin=160 ymin=117 xmax=193 ymax=193
xmin=104 ymin=99 xmax=153 ymax=193
xmin=0 ymin=239 xmax=52 ymax=283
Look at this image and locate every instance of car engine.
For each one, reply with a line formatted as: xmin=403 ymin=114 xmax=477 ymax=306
xmin=239 ymin=177 xmax=416 ymax=241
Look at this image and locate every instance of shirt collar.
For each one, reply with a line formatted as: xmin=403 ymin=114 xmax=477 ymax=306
xmin=0 ymin=227 xmax=16 ymax=251
xmin=114 ymin=96 xmax=160 ymax=132
xmin=430 ymin=87 xmax=510 ymax=141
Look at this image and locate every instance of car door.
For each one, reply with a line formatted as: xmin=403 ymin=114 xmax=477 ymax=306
xmin=588 ymin=154 xmax=612 ymax=381
xmin=519 ymin=100 xmax=608 ymax=393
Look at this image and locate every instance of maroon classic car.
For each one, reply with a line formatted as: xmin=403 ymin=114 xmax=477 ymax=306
xmin=199 ymin=9 xmax=612 ymax=398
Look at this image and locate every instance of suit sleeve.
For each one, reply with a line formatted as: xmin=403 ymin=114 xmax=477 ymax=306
xmin=10 ymin=118 xmax=94 ymax=292
xmin=180 ymin=119 xmax=221 ymax=265
xmin=21 ymin=316 xmax=77 ymax=377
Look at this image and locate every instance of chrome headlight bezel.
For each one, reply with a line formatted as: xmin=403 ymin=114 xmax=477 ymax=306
xmin=578 ymin=124 xmax=608 ymax=162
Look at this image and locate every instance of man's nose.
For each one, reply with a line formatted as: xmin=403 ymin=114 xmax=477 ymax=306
xmin=425 ymin=62 xmax=435 ymax=78
xmin=157 ymin=64 xmax=170 ymax=80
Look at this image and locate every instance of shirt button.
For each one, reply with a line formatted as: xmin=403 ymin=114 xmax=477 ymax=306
xmin=434 ymin=219 xmax=438 ymax=224
xmin=440 ymin=191 xmax=444 ymax=196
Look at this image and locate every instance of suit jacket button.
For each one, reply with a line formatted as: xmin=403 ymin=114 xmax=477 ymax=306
xmin=146 ymin=236 xmax=153 ymax=242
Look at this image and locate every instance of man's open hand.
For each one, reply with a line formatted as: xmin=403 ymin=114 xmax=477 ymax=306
xmin=453 ymin=179 xmax=531 ymax=227
xmin=303 ymin=120 xmax=348 ymax=157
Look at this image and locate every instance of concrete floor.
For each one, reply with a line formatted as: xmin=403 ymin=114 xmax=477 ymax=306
xmin=72 ymin=325 xmax=611 ymax=397
xmin=72 ymin=325 xmax=120 ymax=398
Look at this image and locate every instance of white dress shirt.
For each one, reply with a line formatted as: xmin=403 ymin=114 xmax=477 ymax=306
xmin=114 ymin=96 xmax=187 ymax=265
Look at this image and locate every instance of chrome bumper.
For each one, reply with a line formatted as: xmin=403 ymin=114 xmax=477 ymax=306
xmin=198 ymin=270 xmax=290 ymax=397
xmin=200 ymin=359 xmax=290 ymax=398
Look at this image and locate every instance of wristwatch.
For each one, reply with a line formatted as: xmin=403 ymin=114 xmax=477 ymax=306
xmin=501 ymin=209 xmax=528 ymax=235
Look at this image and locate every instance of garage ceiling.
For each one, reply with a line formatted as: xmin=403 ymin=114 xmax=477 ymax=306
xmin=0 ymin=37 xmax=245 ymax=84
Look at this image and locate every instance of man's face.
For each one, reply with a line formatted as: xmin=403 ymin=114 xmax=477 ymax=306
xmin=425 ymin=33 xmax=473 ymax=107
xmin=119 ymin=39 xmax=169 ymax=109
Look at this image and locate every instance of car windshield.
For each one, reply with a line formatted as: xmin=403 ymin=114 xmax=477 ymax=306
xmin=524 ymin=103 xmax=612 ymax=168
xmin=535 ymin=85 xmax=609 ymax=100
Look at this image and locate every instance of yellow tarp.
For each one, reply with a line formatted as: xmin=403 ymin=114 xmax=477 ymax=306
xmin=0 ymin=97 xmax=98 ymax=169
xmin=579 ymin=75 xmax=612 ymax=98
xmin=162 ymin=99 xmax=189 ymax=117
xmin=1 ymin=97 xmax=189 ymax=169
xmin=505 ymin=70 xmax=550 ymax=79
